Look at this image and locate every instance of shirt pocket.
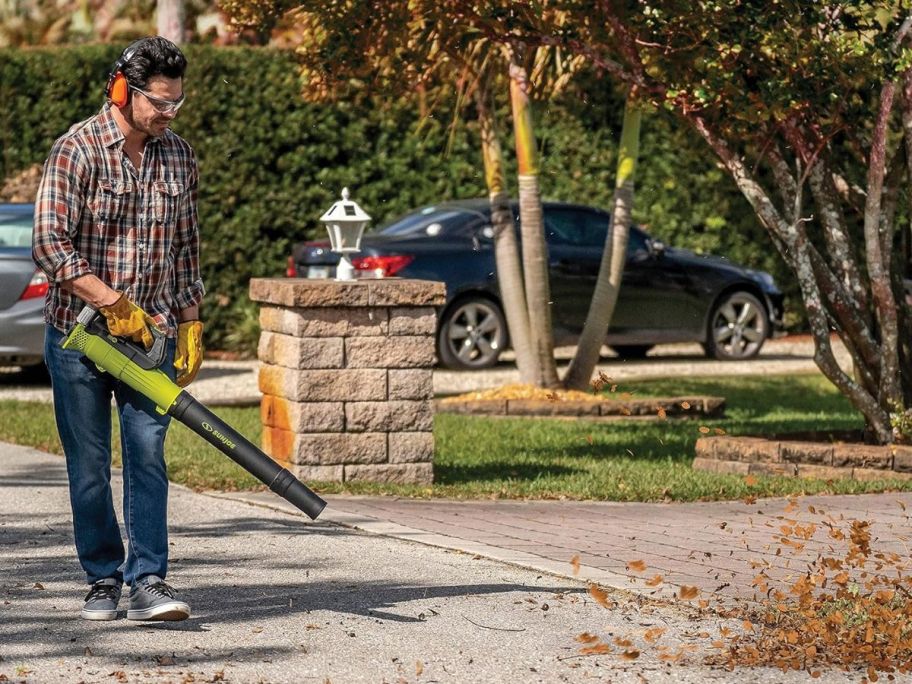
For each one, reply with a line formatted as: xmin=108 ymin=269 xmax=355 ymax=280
xmin=152 ymin=180 xmax=184 ymax=227
xmin=89 ymin=179 xmax=134 ymax=223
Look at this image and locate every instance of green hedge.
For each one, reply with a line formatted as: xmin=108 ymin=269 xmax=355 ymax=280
xmin=0 ymin=45 xmax=794 ymax=352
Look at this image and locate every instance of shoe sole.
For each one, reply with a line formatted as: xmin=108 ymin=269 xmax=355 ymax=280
xmin=81 ymin=609 xmax=118 ymax=621
xmin=127 ymin=602 xmax=190 ymax=621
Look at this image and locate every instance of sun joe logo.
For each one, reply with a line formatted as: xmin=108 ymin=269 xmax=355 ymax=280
xmin=200 ymin=421 xmax=236 ymax=450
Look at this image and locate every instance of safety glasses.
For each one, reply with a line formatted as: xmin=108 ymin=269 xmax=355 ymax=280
xmin=130 ymin=85 xmax=186 ymax=114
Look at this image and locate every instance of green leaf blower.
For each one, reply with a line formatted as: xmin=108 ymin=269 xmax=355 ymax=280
xmin=62 ymin=306 xmax=327 ymax=520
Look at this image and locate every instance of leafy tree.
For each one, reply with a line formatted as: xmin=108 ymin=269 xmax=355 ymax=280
xmin=468 ymin=1 xmax=912 ymax=443
xmin=221 ymin=0 xmax=649 ymax=390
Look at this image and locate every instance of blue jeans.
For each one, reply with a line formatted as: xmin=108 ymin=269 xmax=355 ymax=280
xmin=44 ymin=325 xmax=176 ymax=587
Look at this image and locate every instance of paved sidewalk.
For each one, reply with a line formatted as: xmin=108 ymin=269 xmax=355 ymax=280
xmin=223 ymin=489 xmax=912 ymax=604
xmin=1 ymin=443 xmax=863 ymax=683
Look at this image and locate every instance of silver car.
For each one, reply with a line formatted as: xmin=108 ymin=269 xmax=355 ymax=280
xmin=0 ymin=203 xmax=47 ymax=370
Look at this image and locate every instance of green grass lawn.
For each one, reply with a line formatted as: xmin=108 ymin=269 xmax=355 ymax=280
xmin=3 ymin=373 xmax=909 ymax=502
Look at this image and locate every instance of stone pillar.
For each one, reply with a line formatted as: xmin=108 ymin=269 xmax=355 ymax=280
xmin=249 ymin=278 xmax=445 ymax=485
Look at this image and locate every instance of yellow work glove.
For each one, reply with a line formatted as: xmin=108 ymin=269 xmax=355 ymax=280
xmin=174 ymin=320 xmax=204 ymax=387
xmin=99 ymin=293 xmax=160 ymax=350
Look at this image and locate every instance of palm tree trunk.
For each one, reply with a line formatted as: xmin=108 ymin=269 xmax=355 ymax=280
xmin=564 ymin=95 xmax=642 ymax=390
xmin=157 ymin=0 xmax=185 ymax=43
xmin=509 ymin=61 xmax=560 ymax=388
xmin=476 ymin=86 xmax=539 ymax=384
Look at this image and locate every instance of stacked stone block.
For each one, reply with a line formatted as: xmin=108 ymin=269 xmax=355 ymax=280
xmin=249 ymin=278 xmax=445 ymax=485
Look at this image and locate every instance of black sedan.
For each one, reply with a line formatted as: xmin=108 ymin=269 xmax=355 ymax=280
xmin=289 ymin=200 xmax=784 ymax=370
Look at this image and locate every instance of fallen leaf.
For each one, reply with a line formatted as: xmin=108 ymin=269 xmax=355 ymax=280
xmin=644 ymin=627 xmax=666 ymax=643
xmin=626 ymin=559 xmax=647 ymax=573
xmin=588 ymin=583 xmax=612 ymax=609
xmin=898 ymin=500 xmax=907 ymax=512
xmin=698 ymin=426 xmax=711 ymax=434
xmin=576 ymin=632 xmax=600 ymax=643
xmin=657 ymin=407 xmax=667 ymax=420
xmin=416 ymin=661 xmax=423 ymax=676
xmin=743 ymin=474 xmax=758 ymax=487
xmin=84 ymin=646 xmax=94 ymax=657
xmin=156 ymin=655 xmax=176 ymax=666
xmin=570 ymin=554 xmax=581 ymax=576
xmin=681 ymin=401 xmax=691 ymax=409
xmin=33 ymin=582 xmax=45 ymax=590
xmin=678 ymin=585 xmax=699 ymax=600
xmin=621 ymin=649 xmax=640 ymax=660
xmin=580 ymin=642 xmax=612 ymax=655
xmin=645 ymin=574 xmax=664 ymax=587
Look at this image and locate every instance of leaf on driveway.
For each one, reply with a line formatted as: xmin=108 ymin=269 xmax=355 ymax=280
xmin=678 ymin=585 xmax=700 ymax=600
xmin=645 ymin=574 xmax=664 ymax=587
xmin=588 ymin=583 xmax=612 ymax=609
xmin=626 ymin=559 xmax=647 ymax=573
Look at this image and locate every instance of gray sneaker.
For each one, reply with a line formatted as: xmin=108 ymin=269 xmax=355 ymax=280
xmin=81 ymin=578 xmax=122 ymax=621
xmin=126 ymin=576 xmax=190 ymax=621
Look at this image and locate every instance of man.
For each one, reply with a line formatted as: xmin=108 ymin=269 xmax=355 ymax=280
xmin=33 ymin=36 xmax=205 ymax=622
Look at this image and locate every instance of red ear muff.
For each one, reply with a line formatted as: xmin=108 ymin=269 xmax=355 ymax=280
xmin=109 ymin=72 xmax=129 ymax=107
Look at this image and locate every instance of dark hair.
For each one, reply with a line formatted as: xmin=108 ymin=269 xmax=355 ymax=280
xmin=118 ymin=36 xmax=187 ymax=88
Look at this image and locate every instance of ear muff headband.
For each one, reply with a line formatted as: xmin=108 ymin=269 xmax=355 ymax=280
xmin=104 ymin=38 xmax=150 ymax=106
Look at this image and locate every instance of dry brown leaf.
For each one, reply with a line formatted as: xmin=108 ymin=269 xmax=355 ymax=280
xmin=576 ymin=632 xmax=600 ymax=644
xmin=416 ymin=661 xmax=423 ymax=677
xmin=570 ymin=554 xmax=581 ymax=576
xmin=580 ymin=642 xmax=613 ymax=655
xmin=678 ymin=585 xmax=700 ymax=600
xmin=743 ymin=474 xmax=758 ymax=487
xmin=698 ymin=426 xmax=711 ymax=434
xmin=588 ymin=583 xmax=612 ymax=609
xmin=644 ymin=627 xmax=666 ymax=643
xmin=645 ymin=574 xmax=664 ymax=587
xmin=681 ymin=401 xmax=691 ymax=409
xmin=626 ymin=559 xmax=647 ymax=573
xmin=657 ymin=407 xmax=667 ymax=420
xmin=621 ymin=649 xmax=640 ymax=660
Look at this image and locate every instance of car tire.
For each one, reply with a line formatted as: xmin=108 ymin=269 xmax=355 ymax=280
xmin=705 ymin=291 xmax=769 ymax=360
xmin=437 ymin=296 xmax=507 ymax=370
xmin=610 ymin=345 xmax=653 ymax=360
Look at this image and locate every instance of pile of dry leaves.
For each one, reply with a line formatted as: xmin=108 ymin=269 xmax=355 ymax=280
xmin=577 ymin=500 xmax=912 ymax=681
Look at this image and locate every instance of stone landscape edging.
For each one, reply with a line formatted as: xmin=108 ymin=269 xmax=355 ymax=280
xmin=693 ymin=433 xmax=912 ymax=482
xmin=435 ymin=395 xmax=725 ymax=419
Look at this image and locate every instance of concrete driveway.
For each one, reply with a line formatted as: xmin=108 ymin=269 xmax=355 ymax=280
xmin=0 ymin=443 xmax=860 ymax=683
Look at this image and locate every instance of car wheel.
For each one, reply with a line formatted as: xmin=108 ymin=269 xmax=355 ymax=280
xmin=705 ymin=291 xmax=769 ymax=360
xmin=437 ymin=297 xmax=507 ymax=370
xmin=610 ymin=345 xmax=653 ymax=360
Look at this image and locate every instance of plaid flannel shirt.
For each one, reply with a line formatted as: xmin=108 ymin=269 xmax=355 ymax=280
xmin=33 ymin=104 xmax=205 ymax=336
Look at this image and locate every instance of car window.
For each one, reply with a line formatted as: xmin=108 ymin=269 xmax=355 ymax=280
xmin=0 ymin=212 xmax=33 ymax=248
xmin=378 ymin=208 xmax=477 ymax=238
xmin=627 ymin=227 xmax=649 ymax=255
xmin=543 ymin=208 xmax=608 ymax=247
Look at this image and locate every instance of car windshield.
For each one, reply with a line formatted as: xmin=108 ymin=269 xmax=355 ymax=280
xmin=0 ymin=211 xmax=33 ymax=248
xmin=378 ymin=207 xmax=475 ymax=237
